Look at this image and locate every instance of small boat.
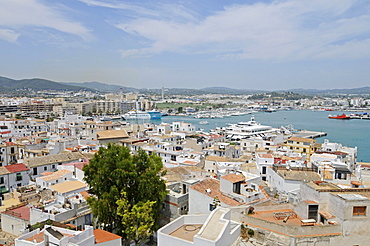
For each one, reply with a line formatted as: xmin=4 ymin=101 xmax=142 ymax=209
xmin=199 ymin=121 xmax=209 ymax=125
xmin=328 ymin=114 xmax=350 ymax=119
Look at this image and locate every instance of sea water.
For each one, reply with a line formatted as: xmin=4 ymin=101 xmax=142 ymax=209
xmin=159 ymin=110 xmax=369 ymax=162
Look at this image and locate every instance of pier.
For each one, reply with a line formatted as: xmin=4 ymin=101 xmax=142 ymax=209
xmin=292 ymin=130 xmax=327 ymax=139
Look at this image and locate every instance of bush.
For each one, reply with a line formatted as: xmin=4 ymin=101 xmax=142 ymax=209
xmin=247 ymin=229 xmax=255 ymax=236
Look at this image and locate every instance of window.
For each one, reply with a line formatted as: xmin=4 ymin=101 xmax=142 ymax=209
xmin=16 ymin=173 xmax=22 ymax=181
xmin=262 ymin=166 xmax=267 ymax=174
xmin=44 ymin=166 xmax=47 ymax=171
xmin=353 ymin=206 xmax=366 ymax=216
xmin=0 ymin=177 xmax=3 ymax=184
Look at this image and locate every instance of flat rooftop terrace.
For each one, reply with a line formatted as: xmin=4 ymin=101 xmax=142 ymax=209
xmin=169 ymin=224 xmax=203 ymax=242
xmin=250 ymin=209 xmax=318 ymax=227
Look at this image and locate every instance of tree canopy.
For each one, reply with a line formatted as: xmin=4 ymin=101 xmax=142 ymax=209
xmin=83 ymin=144 xmax=167 ymax=243
xmin=117 ymin=192 xmax=156 ymax=245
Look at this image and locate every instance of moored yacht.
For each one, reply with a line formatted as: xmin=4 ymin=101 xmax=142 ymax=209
xmin=223 ymin=116 xmax=279 ymax=140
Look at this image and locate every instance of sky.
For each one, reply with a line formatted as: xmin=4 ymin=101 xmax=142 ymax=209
xmin=1 ymin=0 xmax=370 ymax=90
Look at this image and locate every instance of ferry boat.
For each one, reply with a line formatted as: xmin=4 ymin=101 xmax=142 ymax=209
xmin=122 ymin=111 xmax=151 ymax=120
xmin=147 ymin=110 xmax=162 ymax=119
xmin=328 ymin=114 xmax=350 ymax=120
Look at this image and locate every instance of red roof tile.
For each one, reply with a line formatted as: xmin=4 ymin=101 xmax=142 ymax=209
xmin=5 ymin=163 xmax=30 ymax=173
xmin=190 ymin=178 xmax=244 ymax=206
xmin=2 ymin=205 xmax=30 ymax=221
xmin=26 ymin=231 xmax=44 ymax=243
xmin=221 ymin=173 xmax=245 ymax=183
xmin=94 ymin=229 xmax=121 ymax=244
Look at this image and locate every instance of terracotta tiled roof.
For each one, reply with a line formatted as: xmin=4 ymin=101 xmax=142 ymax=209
xmin=0 ymin=167 xmax=11 ymax=176
xmin=276 ymin=169 xmax=321 ymax=181
xmin=5 ymin=163 xmax=30 ymax=173
xmin=257 ymin=153 xmax=273 ymax=158
xmin=190 ymin=178 xmax=244 ymax=206
xmin=41 ymin=171 xmax=53 ymax=176
xmin=221 ymin=173 xmax=245 ymax=183
xmin=50 ymin=180 xmax=86 ymax=194
xmin=26 ymin=231 xmax=44 ymax=243
xmin=55 ymin=169 xmax=73 ymax=175
xmin=206 ymin=156 xmax=229 ymax=162
xmin=97 ymin=129 xmax=128 ymax=140
xmin=80 ymin=191 xmax=91 ymax=200
xmin=40 ymin=174 xmax=61 ymax=182
xmin=2 ymin=205 xmax=30 ymax=221
xmin=23 ymin=152 xmax=85 ymax=168
xmin=94 ymin=229 xmax=121 ymax=244
xmin=181 ymin=160 xmax=198 ymax=165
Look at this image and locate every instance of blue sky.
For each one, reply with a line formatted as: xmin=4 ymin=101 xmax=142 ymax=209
xmin=1 ymin=0 xmax=370 ymax=90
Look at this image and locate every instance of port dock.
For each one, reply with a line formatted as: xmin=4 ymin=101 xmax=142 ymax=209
xmin=292 ymin=130 xmax=327 ymax=139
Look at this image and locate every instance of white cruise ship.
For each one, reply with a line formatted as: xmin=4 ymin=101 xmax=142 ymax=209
xmin=224 ymin=116 xmax=279 ymax=140
xmin=122 ymin=110 xmax=151 ymax=120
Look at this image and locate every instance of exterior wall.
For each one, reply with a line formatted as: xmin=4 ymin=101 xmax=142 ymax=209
xmin=158 ymin=210 xmax=239 ymax=246
xmin=0 ymin=173 xmax=10 ymax=193
xmin=162 ymin=192 xmax=189 ymax=220
xmin=189 ymin=188 xmax=214 ymax=215
xmin=158 ymin=215 xmax=208 ymax=246
xmin=157 ymin=124 xmax=171 ymax=135
xmin=266 ymin=167 xmax=301 ymax=193
xmin=36 ymin=177 xmax=62 ymax=189
xmin=204 ymin=159 xmax=218 ymax=173
xmin=31 ymin=163 xmax=58 ymax=179
xmin=241 ymin=214 xmax=341 ymax=242
xmin=255 ymin=154 xmax=273 ymax=180
xmin=30 ymin=204 xmax=91 ymax=227
xmin=1 ymin=213 xmax=29 ymax=236
xmin=57 ymin=165 xmax=85 ymax=181
xmin=220 ymin=178 xmax=234 ymax=194
xmin=8 ymin=171 xmax=30 ymax=191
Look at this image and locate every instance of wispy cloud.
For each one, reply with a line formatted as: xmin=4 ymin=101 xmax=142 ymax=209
xmin=0 ymin=29 xmax=20 ymax=43
xmin=79 ymin=0 xmax=200 ymax=23
xmin=105 ymin=0 xmax=370 ymax=60
xmin=0 ymin=0 xmax=92 ymax=43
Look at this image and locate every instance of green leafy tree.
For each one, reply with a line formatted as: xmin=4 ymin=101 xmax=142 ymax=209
xmin=83 ymin=144 xmax=167 ymax=239
xmin=117 ymin=192 xmax=156 ymax=245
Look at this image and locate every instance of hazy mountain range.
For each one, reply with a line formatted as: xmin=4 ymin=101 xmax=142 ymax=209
xmin=1 ymin=76 xmax=369 ymax=96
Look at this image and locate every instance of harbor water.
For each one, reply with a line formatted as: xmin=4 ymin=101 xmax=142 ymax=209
xmin=131 ymin=110 xmax=369 ymax=162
